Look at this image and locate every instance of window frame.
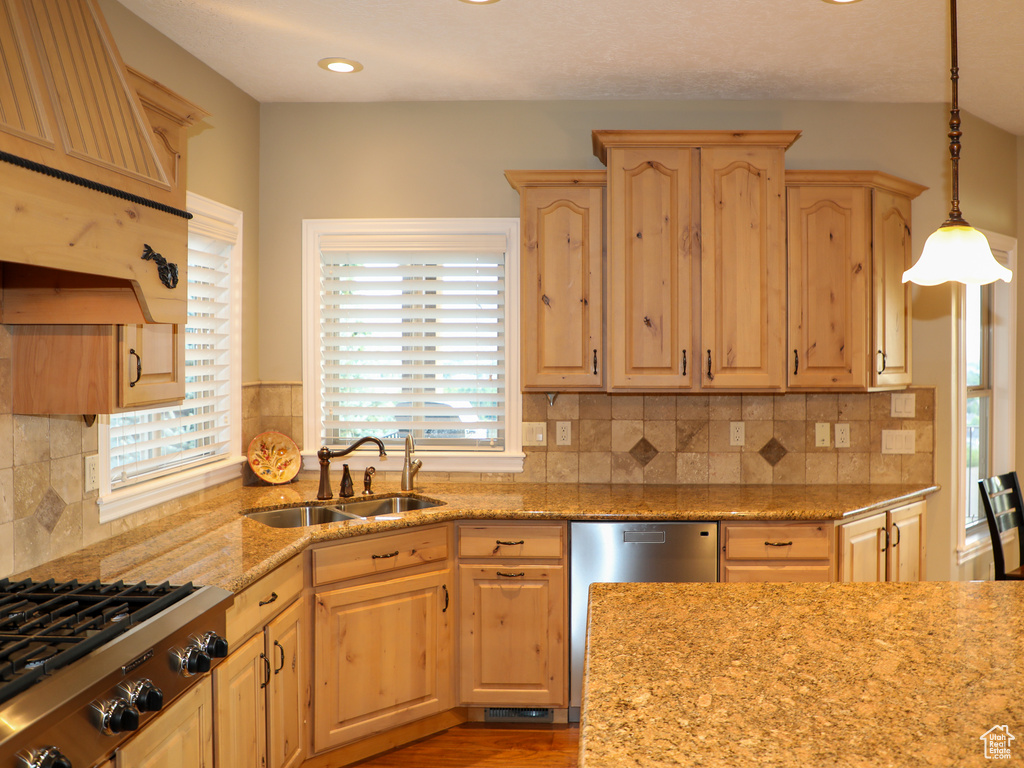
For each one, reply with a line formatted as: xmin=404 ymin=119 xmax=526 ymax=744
xmin=301 ymin=218 xmax=523 ymax=473
xmin=98 ymin=193 xmax=245 ymax=523
xmin=956 ymin=230 xmax=1016 ymax=564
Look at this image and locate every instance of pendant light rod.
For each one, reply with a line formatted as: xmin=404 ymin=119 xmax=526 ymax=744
xmin=945 ymin=0 xmax=967 ymax=227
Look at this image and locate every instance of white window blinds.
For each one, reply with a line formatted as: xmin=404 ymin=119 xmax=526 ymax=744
xmin=108 ymin=218 xmax=236 ymax=488
xmin=318 ymin=228 xmax=509 ymax=451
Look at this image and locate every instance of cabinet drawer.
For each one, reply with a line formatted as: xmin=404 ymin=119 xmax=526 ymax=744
xmin=457 ymin=523 xmax=565 ymax=559
xmin=723 ymin=522 xmax=831 ymax=561
xmin=313 ymin=524 xmax=449 ymax=586
xmin=722 ymin=563 xmax=833 ymax=583
xmin=226 ymin=555 xmax=303 ymax=648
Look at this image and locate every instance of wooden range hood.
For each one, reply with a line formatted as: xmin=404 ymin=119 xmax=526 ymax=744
xmin=0 ymin=0 xmax=207 ymax=327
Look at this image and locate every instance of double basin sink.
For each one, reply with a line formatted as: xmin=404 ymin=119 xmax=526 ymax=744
xmin=245 ymin=495 xmax=442 ymax=528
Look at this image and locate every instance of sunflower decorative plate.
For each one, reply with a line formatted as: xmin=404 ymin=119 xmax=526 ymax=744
xmin=247 ymin=431 xmax=301 ymax=484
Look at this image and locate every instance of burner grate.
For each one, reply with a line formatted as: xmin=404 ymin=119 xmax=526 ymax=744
xmin=0 ymin=577 xmax=197 ymax=705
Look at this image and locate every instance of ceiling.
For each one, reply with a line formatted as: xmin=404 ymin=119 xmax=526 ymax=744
xmin=115 ymin=0 xmax=1024 ymax=136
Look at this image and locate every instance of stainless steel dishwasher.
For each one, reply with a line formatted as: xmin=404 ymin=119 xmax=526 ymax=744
xmin=569 ymin=521 xmax=718 ymax=720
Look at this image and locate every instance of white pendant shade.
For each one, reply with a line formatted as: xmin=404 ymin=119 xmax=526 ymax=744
xmin=902 ymin=224 xmax=1012 ymax=286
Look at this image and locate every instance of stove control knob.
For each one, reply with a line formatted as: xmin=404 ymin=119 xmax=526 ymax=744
xmin=123 ymin=679 xmax=164 ymax=713
xmin=199 ymin=631 xmax=229 ymax=659
xmin=18 ymin=746 xmax=72 ymax=768
xmin=179 ymin=645 xmax=212 ymax=676
xmin=99 ymin=699 xmax=140 ymax=735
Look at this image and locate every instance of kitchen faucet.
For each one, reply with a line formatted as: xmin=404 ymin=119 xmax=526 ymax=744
xmin=401 ymin=435 xmax=423 ymax=491
xmin=317 ymin=437 xmax=387 ymax=500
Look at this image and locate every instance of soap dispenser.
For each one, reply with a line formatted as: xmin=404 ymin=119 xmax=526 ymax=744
xmin=340 ymin=464 xmax=354 ymax=497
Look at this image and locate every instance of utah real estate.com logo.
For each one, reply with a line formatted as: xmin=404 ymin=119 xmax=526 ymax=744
xmin=980 ymin=725 xmax=1015 ymax=760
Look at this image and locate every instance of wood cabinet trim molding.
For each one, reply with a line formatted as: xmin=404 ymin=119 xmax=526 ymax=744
xmin=785 ymin=169 xmax=927 ymax=200
xmin=592 ymin=129 xmax=802 ymax=164
xmin=504 ymin=169 xmax=606 ymax=190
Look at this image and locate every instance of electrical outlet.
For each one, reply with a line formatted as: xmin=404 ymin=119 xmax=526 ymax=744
xmin=556 ymin=421 xmax=572 ymax=446
xmin=815 ymin=422 xmax=830 ymax=448
xmin=85 ymin=454 xmax=99 ymax=493
xmin=729 ymin=421 xmax=745 ymax=447
xmin=523 ymin=422 xmax=547 ymax=447
xmin=835 ymin=423 xmax=850 ymax=449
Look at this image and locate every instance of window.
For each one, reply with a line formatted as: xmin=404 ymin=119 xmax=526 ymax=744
xmin=100 ymin=194 xmax=244 ymax=521
xmin=957 ymin=231 xmax=1016 ymax=562
xmin=302 ymin=219 xmax=522 ymax=472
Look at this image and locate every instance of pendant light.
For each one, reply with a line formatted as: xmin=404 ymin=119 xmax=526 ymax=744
xmin=902 ymin=0 xmax=1011 ymax=286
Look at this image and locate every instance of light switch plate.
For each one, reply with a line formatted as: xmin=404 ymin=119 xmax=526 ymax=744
xmin=523 ymin=422 xmax=547 ymax=446
xmin=815 ymin=422 xmax=830 ymax=448
xmin=891 ymin=393 xmax=916 ymax=418
xmin=881 ymin=429 xmax=915 ymax=454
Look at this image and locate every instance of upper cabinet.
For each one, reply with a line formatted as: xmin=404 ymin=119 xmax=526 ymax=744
xmin=594 ymin=130 xmax=798 ymax=392
xmin=786 ymin=171 xmax=926 ymax=390
xmin=506 ymin=171 xmax=605 ymax=391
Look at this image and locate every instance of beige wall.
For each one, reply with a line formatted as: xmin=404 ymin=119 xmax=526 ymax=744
xmin=99 ymin=0 xmax=262 ymax=383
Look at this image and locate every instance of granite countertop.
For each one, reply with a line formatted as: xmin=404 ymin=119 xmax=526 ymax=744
xmin=580 ymin=581 xmax=1023 ymax=768
xmin=19 ymin=476 xmax=936 ymax=593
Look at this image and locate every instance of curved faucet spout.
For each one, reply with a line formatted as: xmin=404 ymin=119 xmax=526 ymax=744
xmin=317 ymin=437 xmax=388 ymax=500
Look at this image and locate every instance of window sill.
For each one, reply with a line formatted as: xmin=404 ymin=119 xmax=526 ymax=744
xmin=99 ymin=456 xmax=247 ymax=524
xmin=299 ymin=451 xmax=525 ymax=475
xmin=957 ymin=525 xmax=1017 ymax=566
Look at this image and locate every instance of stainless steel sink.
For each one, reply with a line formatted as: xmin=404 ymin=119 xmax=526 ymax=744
xmin=244 ymin=496 xmax=443 ymax=528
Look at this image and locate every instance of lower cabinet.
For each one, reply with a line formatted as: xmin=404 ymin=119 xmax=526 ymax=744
xmin=837 ymin=500 xmax=927 ymax=582
xmin=216 ymin=556 xmax=307 ymax=768
xmin=720 ymin=521 xmax=834 ymax=582
xmin=456 ymin=521 xmax=567 ymax=707
xmin=115 ymin=677 xmax=214 ymax=768
xmin=458 ymin=564 xmax=566 ymax=706
xmin=311 ymin=525 xmax=454 ymax=752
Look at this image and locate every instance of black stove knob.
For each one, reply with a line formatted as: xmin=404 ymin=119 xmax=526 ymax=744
xmin=100 ymin=699 xmax=140 ymax=735
xmin=180 ymin=645 xmax=212 ymax=676
xmin=20 ymin=746 xmax=72 ymax=768
xmin=133 ymin=679 xmax=165 ymax=712
xmin=200 ymin=631 xmax=229 ymax=658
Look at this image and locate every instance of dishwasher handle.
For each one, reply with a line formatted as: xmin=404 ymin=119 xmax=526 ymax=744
xmin=622 ymin=531 xmax=666 ymax=544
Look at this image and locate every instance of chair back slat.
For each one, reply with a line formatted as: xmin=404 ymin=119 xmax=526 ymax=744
xmin=978 ymin=472 xmax=1024 ymax=580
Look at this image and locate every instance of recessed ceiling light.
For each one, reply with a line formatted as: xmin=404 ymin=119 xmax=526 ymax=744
xmin=459 ymin=0 xmax=501 ymax=4
xmin=318 ymin=57 xmax=364 ymax=74
xmin=821 ymin=0 xmax=863 ymax=4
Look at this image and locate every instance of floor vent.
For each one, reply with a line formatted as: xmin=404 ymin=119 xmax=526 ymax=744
xmin=484 ymin=707 xmax=554 ymax=723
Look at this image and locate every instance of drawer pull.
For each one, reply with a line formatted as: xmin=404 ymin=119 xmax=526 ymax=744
xmin=495 ymin=539 xmax=525 ymax=546
xmin=258 ymin=591 xmax=278 ymax=607
xmin=764 ymin=541 xmax=794 ymax=547
xmin=372 ymin=550 xmax=400 ymax=559
xmin=497 ymin=571 xmax=525 ymax=578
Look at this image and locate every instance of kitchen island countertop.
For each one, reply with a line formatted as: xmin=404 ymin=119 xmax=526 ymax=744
xmin=19 ymin=477 xmax=936 ymax=593
xmin=580 ymin=580 xmax=1023 ymax=768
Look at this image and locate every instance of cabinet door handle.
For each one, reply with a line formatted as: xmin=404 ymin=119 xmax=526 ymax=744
xmin=592 ymin=349 xmax=598 ymax=376
xmin=706 ymin=349 xmax=714 ymax=381
xmin=258 ymin=591 xmax=278 ymax=607
xmin=892 ymin=523 xmax=901 ymax=547
xmin=764 ymin=541 xmax=793 ymax=547
xmin=274 ymin=640 xmax=285 ymax=674
xmin=259 ymin=653 xmax=271 ymax=689
xmin=681 ymin=349 xmax=687 ymax=376
xmin=881 ymin=528 xmax=890 ymax=552
xmin=496 ymin=571 xmax=525 ymax=578
xmin=877 ymin=349 xmax=887 ymax=374
xmin=129 ymin=348 xmax=142 ymax=387
xmin=793 ymin=349 xmax=799 ymax=376
xmin=372 ymin=550 xmax=399 ymax=559
xmin=442 ymin=583 xmax=449 ymax=613
xmin=496 ymin=539 xmax=525 ymax=546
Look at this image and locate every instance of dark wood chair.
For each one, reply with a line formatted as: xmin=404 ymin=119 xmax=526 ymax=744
xmin=978 ymin=472 xmax=1024 ymax=580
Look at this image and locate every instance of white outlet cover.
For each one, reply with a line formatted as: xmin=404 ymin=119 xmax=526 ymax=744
xmin=835 ymin=423 xmax=850 ymax=449
xmin=556 ymin=421 xmax=572 ymax=445
xmin=729 ymin=421 xmax=745 ymax=447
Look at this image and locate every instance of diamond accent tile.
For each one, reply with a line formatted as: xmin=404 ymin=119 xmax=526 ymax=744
xmin=759 ymin=437 xmax=788 ymax=467
xmin=629 ymin=437 xmax=659 ymax=467
xmin=35 ymin=487 xmax=66 ymax=534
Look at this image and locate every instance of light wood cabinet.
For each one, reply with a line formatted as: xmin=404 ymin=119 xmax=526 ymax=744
xmin=506 ymin=171 xmax=605 ymax=390
xmin=837 ymin=500 xmax=927 ymax=582
xmin=594 ymin=130 xmax=798 ymax=392
xmin=786 ymin=171 xmax=927 ymax=390
xmin=720 ymin=521 xmax=834 ymax=582
xmin=456 ymin=522 xmax=567 ymax=707
xmin=311 ymin=525 xmax=453 ymax=752
xmin=115 ymin=676 xmax=214 ymax=768
xmin=700 ymin=144 xmax=789 ymax=390
xmin=217 ymin=556 xmax=307 ymax=768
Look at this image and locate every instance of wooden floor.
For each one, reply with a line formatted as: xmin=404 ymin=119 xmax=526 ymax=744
xmin=348 ymin=724 xmax=580 ymax=768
